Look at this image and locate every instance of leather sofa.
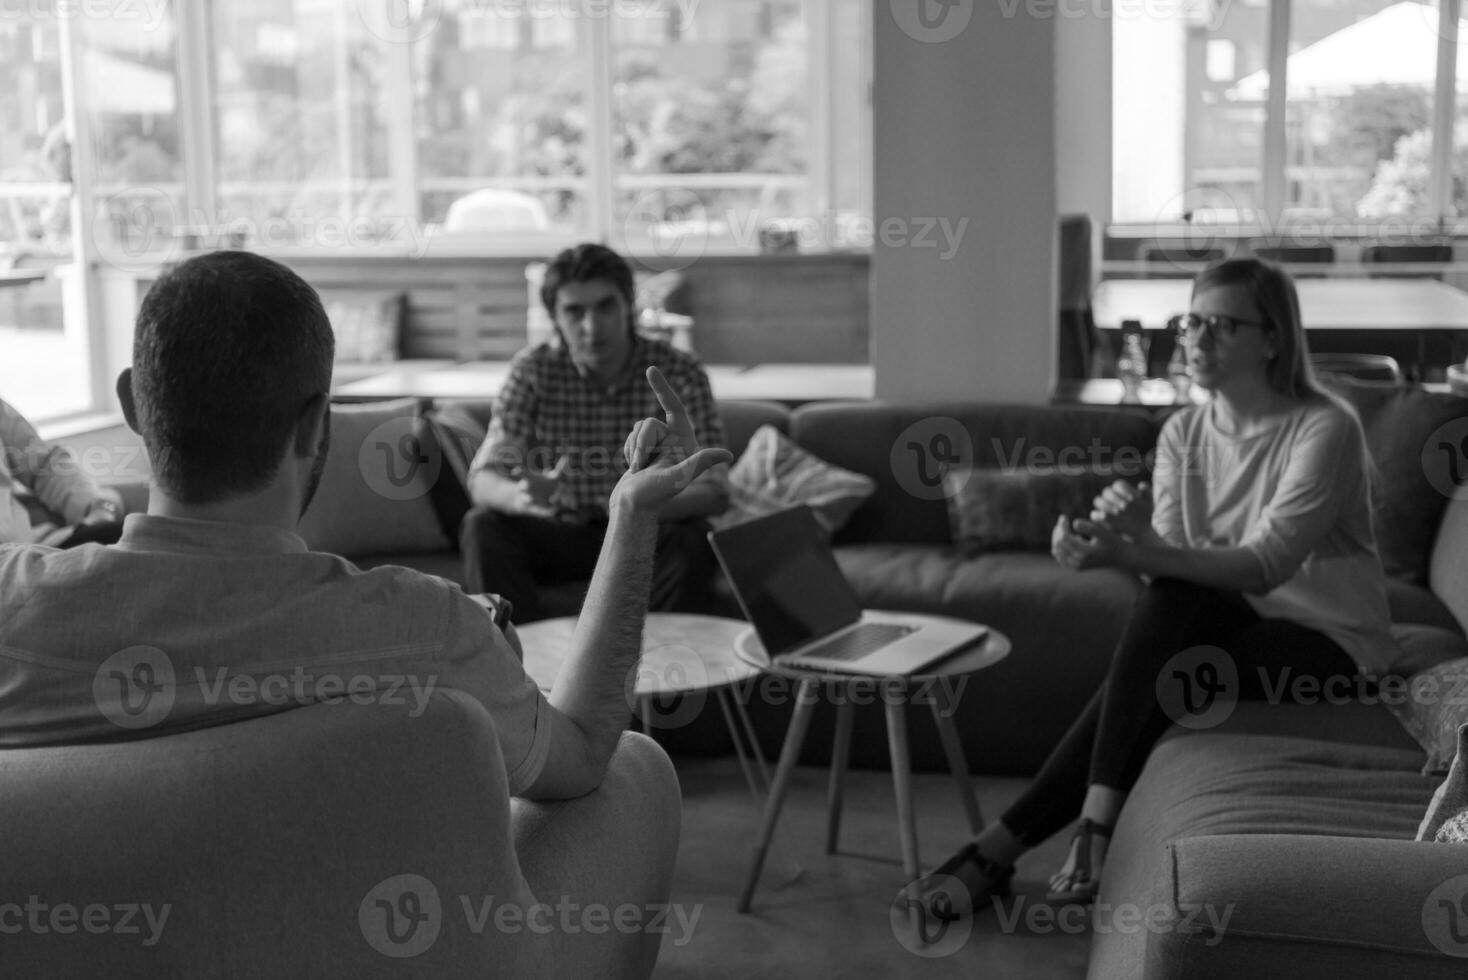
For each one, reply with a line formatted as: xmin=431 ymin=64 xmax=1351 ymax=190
xmin=75 ymin=381 xmax=1468 ymax=976
xmin=0 ymin=690 xmax=682 ymax=978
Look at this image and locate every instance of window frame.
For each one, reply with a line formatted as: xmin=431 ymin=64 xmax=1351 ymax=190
xmin=1113 ymin=0 xmax=1466 ymax=237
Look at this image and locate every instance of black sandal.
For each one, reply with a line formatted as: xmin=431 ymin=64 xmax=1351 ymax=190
xmin=920 ymin=842 xmax=1015 ymax=921
xmin=1045 ymin=818 xmax=1113 ymax=905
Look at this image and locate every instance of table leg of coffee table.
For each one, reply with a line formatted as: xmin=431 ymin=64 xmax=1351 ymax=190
xmin=825 ymin=698 xmax=855 ymax=854
xmin=738 ymin=677 xmax=820 ymax=914
xmin=930 ymin=688 xmax=983 ymax=834
xmin=730 ymin=682 xmax=771 ymax=789
xmin=884 ymin=691 xmax=921 ymax=883
xmin=717 ymin=688 xmax=766 ymax=799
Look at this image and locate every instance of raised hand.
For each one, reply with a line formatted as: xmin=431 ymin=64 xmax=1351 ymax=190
xmin=1051 ymin=515 xmax=1125 ymax=571
xmin=612 ymin=367 xmax=732 ymax=513
xmin=515 ymin=455 xmax=569 ymax=517
xmin=1088 ymin=479 xmax=1152 ymax=541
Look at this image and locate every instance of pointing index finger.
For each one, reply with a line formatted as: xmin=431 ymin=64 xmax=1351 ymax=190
xmin=646 ymin=366 xmax=693 ymax=438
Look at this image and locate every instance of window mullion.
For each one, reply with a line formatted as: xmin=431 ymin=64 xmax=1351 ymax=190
xmin=585 ymin=14 xmax=615 ymax=243
xmin=1260 ymin=0 xmax=1292 ymax=227
xmin=176 ymin=0 xmax=217 ymax=228
xmin=1430 ymin=0 xmax=1460 ymax=226
xmin=807 ymin=0 xmax=834 ymax=221
xmin=384 ymin=7 xmax=420 ymax=244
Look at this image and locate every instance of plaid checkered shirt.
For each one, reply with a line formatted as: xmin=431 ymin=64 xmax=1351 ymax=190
xmin=469 ymin=336 xmax=728 ymax=523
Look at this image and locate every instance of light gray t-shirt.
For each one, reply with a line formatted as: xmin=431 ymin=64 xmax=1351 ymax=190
xmin=1152 ymin=396 xmax=1396 ymax=674
xmin=0 ymin=514 xmax=552 ymax=795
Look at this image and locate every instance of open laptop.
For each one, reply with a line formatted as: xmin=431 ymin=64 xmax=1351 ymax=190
xmin=708 ymin=506 xmax=987 ymax=675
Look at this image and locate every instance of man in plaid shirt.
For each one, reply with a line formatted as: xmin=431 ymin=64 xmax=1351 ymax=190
xmin=462 ymin=244 xmax=729 ymax=621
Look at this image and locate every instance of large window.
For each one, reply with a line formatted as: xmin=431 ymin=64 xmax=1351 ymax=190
xmin=2 ymin=0 xmax=871 ymax=422
xmin=1114 ymin=0 xmax=1465 ymax=230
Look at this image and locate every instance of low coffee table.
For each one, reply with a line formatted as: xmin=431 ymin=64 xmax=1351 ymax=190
xmin=731 ymin=615 xmax=1011 ymax=912
xmin=517 ymin=612 xmax=772 ymax=798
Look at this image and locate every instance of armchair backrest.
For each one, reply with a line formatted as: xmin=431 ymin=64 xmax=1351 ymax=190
xmin=0 ymin=689 xmax=543 ymax=977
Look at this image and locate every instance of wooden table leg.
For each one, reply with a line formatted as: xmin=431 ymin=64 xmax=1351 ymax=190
xmin=738 ymin=677 xmax=820 ymax=914
xmin=930 ymin=684 xmax=983 ymax=834
xmin=717 ymin=688 xmax=766 ymax=800
xmin=826 ymin=697 xmax=855 ymax=854
xmin=883 ymin=685 xmax=921 ymax=882
xmin=731 ymin=678 xmax=772 ymax=789
xmin=639 ymin=694 xmax=654 ymax=737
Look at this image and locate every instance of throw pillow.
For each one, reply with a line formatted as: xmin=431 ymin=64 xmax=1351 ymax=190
xmin=1418 ymin=724 xmax=1468 ymax=841
xmin=1326 ymin=381 xmax=1468 ymax=585
xmin=323 ymin=291 xmax=404 ymax=363
xmin=424 ymin=404 xmax=489 ymax=492
xmin=709 ymin=424 xmax=876 ymax=537
xmin=296 ymin=398 xmax=451 ymax=558
xmin=943 ymin=465 xmax=1119 ymax=556
xmin=1386 ymin=655 xmax=1468 ymax=775
xmin=421 ymin=405 xmax=490 ymax=543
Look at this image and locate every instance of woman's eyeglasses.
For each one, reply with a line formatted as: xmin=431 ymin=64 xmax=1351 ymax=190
xmin=1168 ymin=313 xmax=1271 ymax=345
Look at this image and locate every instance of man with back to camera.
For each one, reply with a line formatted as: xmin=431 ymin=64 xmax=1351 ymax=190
xmin=460 ymin=242 xmax=729 ymax=622
xmin=0 ymin=250 xmax=731 ymax=976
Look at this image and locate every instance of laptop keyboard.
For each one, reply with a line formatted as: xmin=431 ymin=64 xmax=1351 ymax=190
xmin=793 ymin=622 xmax=917 ymax=663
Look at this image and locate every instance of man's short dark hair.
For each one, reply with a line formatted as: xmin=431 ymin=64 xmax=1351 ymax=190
xmin=131 ymin=251 xmax=334 ymax=504
xmin=540 ymin=243 xmax=637 ymax=333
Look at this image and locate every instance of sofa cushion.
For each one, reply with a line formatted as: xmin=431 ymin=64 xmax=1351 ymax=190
xmin=298 ymin=399 xmax=451 ymax=559
xmin=712 ymin=425 xmax=874 ymax=536
xmin=1430 ymin=494 xmax=1468 ymax=636
xmin=792 ymin=402 xmax=1159 ymax=547
xmin=1328 ymin=382 xmax=1468 ymax=585
xmin=1094 ymin=702 xmax=1437 ymax=979
xmin=1419 ymin=724 xmax=1468 ymax=841
xmin=321 ymin=289 xmax=403 ymax=363
xmin=1385 ymin=578 xmax=1464 ymax=632
xmin=1386 ymin=656 xmax=1468 ymax=774
xmin=943 ymin=464 xmax=1116 ymax=555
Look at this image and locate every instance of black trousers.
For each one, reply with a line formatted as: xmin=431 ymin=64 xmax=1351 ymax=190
xmin=1000 ymin=578 xmax=1359 ymax=847
xmin=459 ymin=506 xmax=717 ymax=623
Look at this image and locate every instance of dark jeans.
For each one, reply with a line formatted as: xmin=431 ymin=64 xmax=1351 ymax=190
xmin=459 ymin=507 xmax=717 ymax=623
xmin=1001 ymin=578 xmax=1359 ymax=848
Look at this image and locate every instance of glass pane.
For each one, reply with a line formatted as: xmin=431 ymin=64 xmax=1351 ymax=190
xmin=1286 ymin=0 xmax=1441 ymax=221
xmin=83 ymin=8 xmax=184 ymax=268
xmin=414 ymin=1 xmax=588 ymax=239
xmin=1114 ymin=0 xmax=1268 ymax=224
xmin=0 ymin=11 xmax=87 ymax=419
xmin=611 ymin=0 xmax=812 ymax=260
xmin=213 ymin=0 xmax=397 ymax=248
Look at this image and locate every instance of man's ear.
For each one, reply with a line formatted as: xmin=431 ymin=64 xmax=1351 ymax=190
xmin=293 ymin=393 xmax=329 ymax=459
xmin=116 ymin=369 xmax=140 ymax=433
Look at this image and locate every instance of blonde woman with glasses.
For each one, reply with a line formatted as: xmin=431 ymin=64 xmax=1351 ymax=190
xmin=921 ymin=257 xmax=1395 ymax=918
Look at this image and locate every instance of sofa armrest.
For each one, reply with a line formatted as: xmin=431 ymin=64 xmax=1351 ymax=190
xmin=1145 ymin=834 xmax=1468 ymax=979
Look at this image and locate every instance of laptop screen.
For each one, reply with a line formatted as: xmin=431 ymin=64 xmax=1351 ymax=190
xmin=708 ymin=507 xmax=864 ymax=656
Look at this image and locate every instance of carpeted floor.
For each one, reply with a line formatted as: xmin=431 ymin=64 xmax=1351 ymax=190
xmin=654 ymin=756 xmax=1092 ymax=979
